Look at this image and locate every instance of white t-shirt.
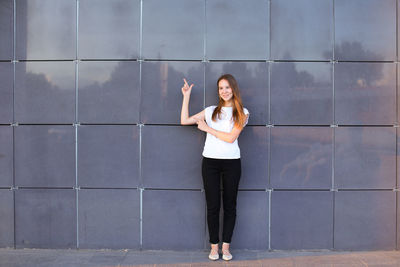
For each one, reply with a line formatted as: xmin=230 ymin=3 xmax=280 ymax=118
xmin=202 ymin=105 xmax=250 ymax=159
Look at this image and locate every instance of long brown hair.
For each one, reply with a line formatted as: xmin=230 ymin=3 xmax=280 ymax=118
xmin=212 ymin=74 xmax=247 ymax=128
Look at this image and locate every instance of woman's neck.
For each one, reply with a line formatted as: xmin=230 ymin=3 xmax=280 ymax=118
xmin=222 ymin=101 xmax=233 ymax=107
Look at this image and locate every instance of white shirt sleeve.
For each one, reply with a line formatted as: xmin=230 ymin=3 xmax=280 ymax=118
xmin=243 ymin=108 xmax=250 ymax=127
xmin=205 ymin=106 xmax=215 ymax=125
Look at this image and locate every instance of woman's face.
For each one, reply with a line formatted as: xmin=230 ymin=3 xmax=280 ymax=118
xmin=218 ymin=79 xmax=233 ymax=103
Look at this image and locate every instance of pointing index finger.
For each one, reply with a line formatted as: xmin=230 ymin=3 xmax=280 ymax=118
xmin=183 ymin=78 xmax=189 ymax=87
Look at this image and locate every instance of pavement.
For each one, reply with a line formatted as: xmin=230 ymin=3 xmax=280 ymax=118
xmin=1 ymin=248 xmax=400 ymax=267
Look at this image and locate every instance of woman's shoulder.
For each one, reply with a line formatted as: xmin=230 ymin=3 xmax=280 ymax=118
xmin=204 ymin=105 xmax=217 ymax=117
xmin=205 ymin=105 xmax=217 ymax=112
xmin=206 ymin=105 xmax=217 ymax=109
xmin=206 ymin=105 xmax=249 ymax=114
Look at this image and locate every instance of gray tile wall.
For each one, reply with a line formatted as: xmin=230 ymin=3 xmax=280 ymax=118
xmin=0 ymin=0 xmax=398 ymax=251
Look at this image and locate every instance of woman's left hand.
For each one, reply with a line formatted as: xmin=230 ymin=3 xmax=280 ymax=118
xmin=196 ymin=119 xmax=209 ymax=132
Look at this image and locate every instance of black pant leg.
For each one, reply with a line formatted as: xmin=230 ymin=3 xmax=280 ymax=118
xmin=221 ymin=158 xmax=241 ymax=243
xmin=202 ymin=157 xmax=222 ymax=244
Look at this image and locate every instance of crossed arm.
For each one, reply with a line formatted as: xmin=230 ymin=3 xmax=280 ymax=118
xmin=199 ymin=121 xmax=246 ymax=143
xmin=181 ymin=108 xmax=248 ymax=144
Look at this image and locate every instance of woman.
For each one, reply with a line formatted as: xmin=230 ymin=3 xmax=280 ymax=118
xmin=180 ymin=74 xmax=249 ymax=261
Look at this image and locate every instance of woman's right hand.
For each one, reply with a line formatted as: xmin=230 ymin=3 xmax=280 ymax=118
xmin=181 ymin=78 xmax=194 ymax=97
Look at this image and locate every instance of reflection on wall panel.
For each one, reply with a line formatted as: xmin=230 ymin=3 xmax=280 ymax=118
xmin=142 ymin=0 xmax=204 ymax=60
xmin=78 ymin=0 xmax=140 ymax=59
xmin=16 ymin=0 xmax=77 ymax=60
xmin=335 ymin=62 xmax=396 ymax=125
xmin=141 ymin=61 xmax=204 ymax=124
xmin=78 ymin=61 xmax=140 ymax=123
xmin=270 ymin=127 xmax=333 ymax=189
xmin=334 ymin=0 xmax=396 ymax=61
xmin=0 ymin=0 xmax=13 ymax=60
xmin=334 ymin=127 xmax=396 ymax=189
xmin=270 ymin=62 xmax=333 ymax=125
xmin=206 ymin=0 xmax=269 ymax=60
xmin=15 ymin=62 xmax=76 ymax=123
xmin=271 ymin=0 xmax=333 ymax=60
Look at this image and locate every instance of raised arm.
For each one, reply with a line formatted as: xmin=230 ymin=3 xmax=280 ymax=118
xmin=180 ymin=78 xmax=205 ymax=125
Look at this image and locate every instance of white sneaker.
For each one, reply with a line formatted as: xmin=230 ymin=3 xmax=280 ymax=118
xmin=222 ymin=249 xmax=232 ymax=261
xmin=208 ymin=248 xmax=219 ymax=261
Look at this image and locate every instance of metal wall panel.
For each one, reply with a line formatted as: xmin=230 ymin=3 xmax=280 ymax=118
xmin=270 ymin=62 xmax=333 ymax=125
xmin=270 ymin=127 xmax=332 ymax=189
xmin=238 ymin=126 xmax=269 ymax=189
xmin=78 ymin=0 xmax=140 ymax=59
xmin=334 ymin=191 xmax=396 ymax=250
xmin=15 ymin=125 xmax=75 ymax=188
xmin=231 ymin=191 xmax=269 ymax=249
xmin=334 ymin=63 xmax=396 ymax=125
xmin=334 ymin=0 xmax=396 ymax=61
xmin=142 ymin=0 xmax=204 ymax=60
xmin=142 ymin=190 xmax=205 ymax=249
xmin=15 ymin=0 xmax=76 ymax=60
xmin=206 ymin=0 xmax=269 ymax=60
xmin=335 ymin=127 xmax=396 ymax=189
xmin=141 ymin=61 xmax=204 ymax=124
xmin=78 ymin=189 xmax=140 ymax=249
xmin=15 ymin=189 xmax=76 ymax=248
xmin=271 ymin=191 xmax=334 ymax=249
xmin=0 ymin=63 xmax=13 ymax=123
xmin=0 ymin=0 xmax=13 ymax=60
xmin=78 ymin=61 xmax=140 ymax=123
xmin=0 ymin=126 xmax=13 ymax=187
xmin=141 ymin=125 xmax=203 ymax=189
xmin=15 ymin=62 xmax=76 ymax=123
xmin=77 ymin=125 xmax=139 ymax=188
xmin=0 ymin=190 xmax=14 ymax=247
xmin=271 ymin=0 xmax=333 ymax=60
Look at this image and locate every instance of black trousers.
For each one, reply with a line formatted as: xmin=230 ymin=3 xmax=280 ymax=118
xmin=201 ymin=156 xmax=241 ymax=244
